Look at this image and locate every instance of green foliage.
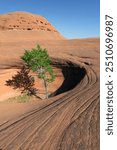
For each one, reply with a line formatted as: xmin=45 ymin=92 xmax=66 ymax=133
xmin=6 ymin=45 xmax=55 ymax=100
xmin=21 ymin=45 xmax=56 ymax=98
xmin=21 ymin=45 xmax=55 ymax=83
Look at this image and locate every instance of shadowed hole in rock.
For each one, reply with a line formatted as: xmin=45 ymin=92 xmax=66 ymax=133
xmin=8 ymin=28 xmax=13 ymax=30
xmin=27 ymin=28 xmax=32 ymax=30
xmin=47 ymin=28 xmax=51 ymax=31
xmin=50 ymin=60 xmax=86 ymax=97
xmin=6 ymin=59 xmax=86 ymax=99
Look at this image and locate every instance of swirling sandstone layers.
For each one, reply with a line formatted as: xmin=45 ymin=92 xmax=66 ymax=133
xmin=0 ymin=49 xmax=99 ymax=150
xmin=0 ymin=12 xmax=99 ymax=150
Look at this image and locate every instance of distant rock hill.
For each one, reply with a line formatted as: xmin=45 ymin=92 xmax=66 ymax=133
xmin=0 ymin=11 xmax=57 ymax=32
xmin=0 ymin=11 xmax=64 ymax=40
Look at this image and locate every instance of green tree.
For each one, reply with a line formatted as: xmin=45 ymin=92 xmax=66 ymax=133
xmin=21 ymin=45 xmax=55 ymax=99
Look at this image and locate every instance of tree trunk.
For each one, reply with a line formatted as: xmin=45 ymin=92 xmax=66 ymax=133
xmin=43 ymin=78 xmax=48 ymax=99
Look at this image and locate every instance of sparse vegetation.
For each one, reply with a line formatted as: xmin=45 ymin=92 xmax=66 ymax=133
xmin=6 ymin=95 xmax=32 ymax=103
xmin=6 ymin=45 xmax=55 ymax=100
xmin=21 ymin=45 xmax=55 ymax=99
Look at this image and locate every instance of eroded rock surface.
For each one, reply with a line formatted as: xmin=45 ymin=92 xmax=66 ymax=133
xmin=0 ymin=12 xmax=100 ymax=150
xmin=0 ymin=12 xmax=58 ymax=32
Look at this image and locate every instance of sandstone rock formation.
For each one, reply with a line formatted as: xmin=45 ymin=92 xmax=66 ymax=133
xmin=0 ymin=12 xmax=100 ymax=150
xmin=0 ymin=11 xmax=64 ymax=41
xmin=0 ymin=11 xmax=58 ymax=32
